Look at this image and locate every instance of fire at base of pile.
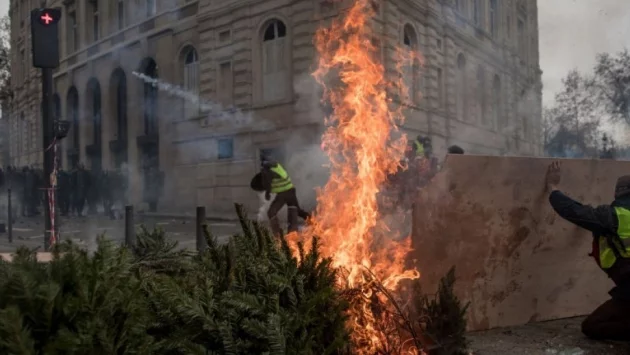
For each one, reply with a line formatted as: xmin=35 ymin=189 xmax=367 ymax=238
xmin=292 ymin=240 xmax=470 ymax=355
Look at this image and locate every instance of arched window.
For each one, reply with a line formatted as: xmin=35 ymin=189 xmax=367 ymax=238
xmin=110 ymin=68 xmax=127 ymax=141
xmin=182 ymin=46 xmax=199 ymax=118
xmin=140 ymin=58 xmax=158 ymax=134
xmin=493 ymin=75 xmax=501 ymax=129
xmin=402 ymin=24 xmax=417 ymax=103
xmin=476 ymin=65 xmax=486 ymax=124
xmin=53 ymin=94 xmax=61 ymax=121
xmin=87 ymin=78 xmax=102 ymax=147
xmin=262 ymin=19 xmax=288 ymax=102
xmin=67 ymin=87 xmax=79 ymax=151
xmin=67 ymin=87 xmax=79 ymax=167
xmin=456 ymin=53 xmax=466 ymax=121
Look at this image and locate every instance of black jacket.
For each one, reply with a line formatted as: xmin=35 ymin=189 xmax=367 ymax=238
xmin=549 ymin=190 xmax=630 ymax=299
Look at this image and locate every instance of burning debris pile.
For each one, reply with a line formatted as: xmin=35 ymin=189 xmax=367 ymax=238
xmin=289 ymin=0 xmax=466 ymax=353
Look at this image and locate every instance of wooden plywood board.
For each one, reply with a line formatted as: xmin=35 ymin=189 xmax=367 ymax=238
xmin=411 ymin=155 xmax=630 ymax=331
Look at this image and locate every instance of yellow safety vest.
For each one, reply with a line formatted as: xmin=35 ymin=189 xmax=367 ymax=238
xmin=599 ymin=207 xmax=630 ymax=269
xmin=270 ymin=164 xmax=294 ymax=193
xmin=414 ymin=140 xmax=424 ymax=156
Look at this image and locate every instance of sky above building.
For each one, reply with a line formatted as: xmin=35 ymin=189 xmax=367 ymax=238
xmin=0 ymin=1 xmax=626 ymax=108
xmin=538 ymin=0 xmax=630 ymax=106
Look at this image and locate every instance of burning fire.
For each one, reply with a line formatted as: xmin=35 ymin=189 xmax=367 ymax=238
xmin=296 ymin=0 xmax=422 ymax=353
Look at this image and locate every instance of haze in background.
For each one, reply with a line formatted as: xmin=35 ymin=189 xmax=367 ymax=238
xmin=539 ymin=0 xmax=630 ymax=105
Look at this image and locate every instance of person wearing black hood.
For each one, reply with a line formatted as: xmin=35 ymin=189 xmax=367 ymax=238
xmin=546 ymin=161 xmax=630 ymax=341
xmin=255 ymin=154 xmax=310 ymax=237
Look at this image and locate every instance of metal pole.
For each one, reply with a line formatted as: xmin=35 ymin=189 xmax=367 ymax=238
xmin=7 ymin=188 xmax=12 ymax=243
xmin=42 ymin=67 xmax=54 ymax=251
xmin=196 ymin=206 xmax=206 ymax=252
xmin=125 ymin=205 xmax=135 ymax=246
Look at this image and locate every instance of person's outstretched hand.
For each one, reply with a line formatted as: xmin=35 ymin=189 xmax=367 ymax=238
xmin=545 ymin=161 xmax=561 ymax=192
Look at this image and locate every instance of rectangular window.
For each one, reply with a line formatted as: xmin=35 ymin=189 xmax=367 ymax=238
xmin=19 ymin=50 xmax=24 ymax=81
xmin=518 ymin=18 xmax=526 ymax=58
xmin=67 ymin=11 xmax=77 ymax=53
xmin=436 ymin=38 xmax=442 ymax=51
xmin=456 ymin=0 xmax=465 ymax=13
xmin=218 ymin=138 xmax=234 ymax=160
xmin=218 ymin=61 xmax=234 ymax=106
xmin=473 ymin=0 xmax=481 ymax=25
xmin=92 ymin=1 xmax=99 ymax=41
xmin=436 ymin=68 xmax=444 ymax=107
xmin=489 ymin=0 xmax=498 ymax=38
xmin=147 ymin=0 xmax=156 ymax=17
xmin=118 ymin=0 xmax=125 ymax=29
xmin=218 ymin=30 xmax=231 ymax=44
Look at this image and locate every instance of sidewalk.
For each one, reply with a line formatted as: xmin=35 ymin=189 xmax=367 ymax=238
xmin=137 ymin=211 xmax=238 ymax=222
xmin=467 ymin=317 xmax=630 ymax=354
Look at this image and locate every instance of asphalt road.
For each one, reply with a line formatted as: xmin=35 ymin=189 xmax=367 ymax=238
xmin=0 ymin=215 xmax=242 ymax=253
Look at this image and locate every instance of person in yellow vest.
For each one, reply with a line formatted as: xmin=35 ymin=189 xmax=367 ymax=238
xmin=546 ymin=161 xmax=630 ymax=341
xmin=260 ymin=155 xmax=310 ymax=237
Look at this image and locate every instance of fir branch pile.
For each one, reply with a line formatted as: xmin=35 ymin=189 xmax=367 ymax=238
xmin=0 ymin=205 xmax=469 ymax=354
xmin=0 ymin=206 xmax=348 ymax=354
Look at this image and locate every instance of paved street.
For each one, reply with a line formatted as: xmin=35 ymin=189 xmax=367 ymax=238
xmin=0 ymin=215 xmax=242 ymax=253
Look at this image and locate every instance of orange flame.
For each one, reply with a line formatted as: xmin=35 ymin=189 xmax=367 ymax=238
xmin=300 ymin=0 xmax=422 ymax=353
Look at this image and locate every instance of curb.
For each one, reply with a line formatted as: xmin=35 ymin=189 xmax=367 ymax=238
xmin=0 ymin=252 xmax=55 ymax=262
xmin=136 ymin=212 xmax=238 ymax=222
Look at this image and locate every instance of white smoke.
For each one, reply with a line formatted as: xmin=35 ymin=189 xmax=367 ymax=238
xmin=256 ymin=191 xmax=276 ymax=222
xmin=131 ymin=71 xmax=274 ymax=131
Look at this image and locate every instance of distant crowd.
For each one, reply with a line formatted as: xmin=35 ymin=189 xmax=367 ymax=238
xmin=0 ymin=165 xmax=129 ymax=219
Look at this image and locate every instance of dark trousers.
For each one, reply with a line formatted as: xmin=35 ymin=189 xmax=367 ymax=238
xmin=267 ymin=188 xmax=310 ymax=236
xmin=267 ymin=188 xmax=310 ymax=221
xmin=582 ymin=298 xmax=630 ymax=341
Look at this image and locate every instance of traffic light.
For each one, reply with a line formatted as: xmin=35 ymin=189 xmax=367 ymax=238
xmin=30 ymin=8 xmax=62 ymax=68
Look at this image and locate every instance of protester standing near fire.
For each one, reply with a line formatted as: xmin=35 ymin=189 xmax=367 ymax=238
xmin=545 ymin=161 xmax=630 ymax=341
xmin=254 ymin=154 xmax=310 ymax=237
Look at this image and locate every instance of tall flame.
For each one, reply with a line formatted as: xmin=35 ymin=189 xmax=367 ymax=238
xmin=300 ymin=0 xmax=422 ymax=353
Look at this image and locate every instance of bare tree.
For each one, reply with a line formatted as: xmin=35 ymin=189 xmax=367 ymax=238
xmin=593 ymin=49 xmax=630 ymax=124
xmin=544 ymin=70 xmax=603 ymax=157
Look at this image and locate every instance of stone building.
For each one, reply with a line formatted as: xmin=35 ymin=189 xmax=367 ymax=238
xmin=7 ymin=0 xmax=542 ymax=217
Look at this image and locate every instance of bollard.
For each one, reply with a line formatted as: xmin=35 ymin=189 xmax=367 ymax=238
xmin=196 ymin=206 xmax=207 ymax=253
xmin=7 ymin=188 xmax=12 ymax=243
xmin=125 ymin=205 xmax=135 ymax=247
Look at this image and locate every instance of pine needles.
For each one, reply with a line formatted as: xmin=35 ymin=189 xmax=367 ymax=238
xmin=0 ymin=204 xmax=468 ymax=354
xmin=0 ymin=205 xmax=348 ymax=354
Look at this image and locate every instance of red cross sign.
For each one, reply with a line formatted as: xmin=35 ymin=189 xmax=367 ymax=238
xmin=40 ymin=13 xmax=53 ymax=25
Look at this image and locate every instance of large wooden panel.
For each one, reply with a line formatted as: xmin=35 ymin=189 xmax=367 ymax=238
xmin=411 ymin=155 xmax=630 ymax=331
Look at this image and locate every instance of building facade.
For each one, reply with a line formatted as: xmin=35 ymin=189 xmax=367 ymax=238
xmin=8 ymin=0 xmax=542 ymax=216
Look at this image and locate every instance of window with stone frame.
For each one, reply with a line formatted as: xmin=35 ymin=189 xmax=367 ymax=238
xmin=117 ymin=0 xmax=125 ymax=30
xmin=517 ymin=17 xmax=527 ymax=60
xmin=489 ymin=0 xmax=498 ymax=38
xmin=182 ymin=47 xmax=200 ymax=119
xmin=262 ymin=19 xmax=288 ymax=102
xmin=66 ymin=10 xmax=78 ymax=54
xmin=436 ymin=67 xmax=444 ymax=108
xmin=90 ymin=0 xmax=99 ymax=41
xmin=402 ymin=24 xmax=418 ymax=104
xmin=456 ymin=53 xmax=466 ymax=121
xmin=218 ymin=61 xmax=234 ymax=107
xmin=492 ymin=75 xmax=502 ymax=129
xmin=147 ymin=0 xmax=156 ymax=17
xmin=477 ymin=65 xmax=487 ymax=125
xmin=473 ymin=0 xmax=482 ymax=26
